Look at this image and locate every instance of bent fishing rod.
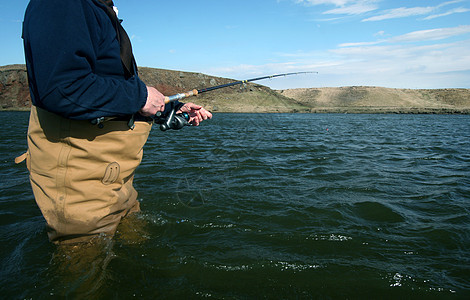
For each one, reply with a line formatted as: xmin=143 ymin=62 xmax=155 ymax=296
xmin=155 ymin=71 xmax=317 ymax=131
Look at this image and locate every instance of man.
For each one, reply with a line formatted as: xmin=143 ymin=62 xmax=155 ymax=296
xmin=20 ymin=0 xmax=212 ymax=244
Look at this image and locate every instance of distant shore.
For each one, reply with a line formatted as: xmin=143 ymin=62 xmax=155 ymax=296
xmin=2 ymin=64 xmax=469 ymax=114
xmin=307 ymin=107 xmax=470 ymax=114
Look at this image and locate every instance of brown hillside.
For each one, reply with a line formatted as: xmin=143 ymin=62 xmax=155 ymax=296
xmin=277 ymin=86 xmax=470 ymax=114
xmin=138 ymin=67 xmax=304 ymax=113
xmin=0 ymin=64 xmax=31 ymax=110
xmin=0 ymin=65 xmax=300 ymax=113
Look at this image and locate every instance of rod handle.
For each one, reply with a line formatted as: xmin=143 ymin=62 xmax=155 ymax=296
xmin=164 ymin=89 xmax=199 ymax=104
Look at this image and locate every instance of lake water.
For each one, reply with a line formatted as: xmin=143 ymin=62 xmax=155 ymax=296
xmin=1 ymin=111 xmax=469 ymax=298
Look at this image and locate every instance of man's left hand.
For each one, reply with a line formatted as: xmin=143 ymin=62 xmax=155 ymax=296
xmin=177 ymin=103 xmax=213 ymax=126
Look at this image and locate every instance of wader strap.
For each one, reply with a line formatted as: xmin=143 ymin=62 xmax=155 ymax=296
xmin=97 ymin=0 xmax=137 ymax=79
xmin=15 ymin=152 xmax=28 ymax=164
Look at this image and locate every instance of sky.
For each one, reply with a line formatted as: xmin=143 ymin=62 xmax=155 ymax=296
xmin=1 ymin=0 xmax=469 ymax=89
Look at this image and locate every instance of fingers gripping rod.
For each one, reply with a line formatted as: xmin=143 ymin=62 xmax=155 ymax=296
xmin=163 ymin=71 xmax=317 ymax=104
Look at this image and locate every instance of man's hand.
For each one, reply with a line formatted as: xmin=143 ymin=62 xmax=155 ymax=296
xmin=139 ymin=86 xmax=165 ymax=117
xmin=177 ymin=102 xmax=213 ymax=126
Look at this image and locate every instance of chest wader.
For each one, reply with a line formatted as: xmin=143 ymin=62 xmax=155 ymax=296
xmin=20 ymin=107 xmax=152 ymax=244
xmin=17 ymin=1 xmax=151 ymax=244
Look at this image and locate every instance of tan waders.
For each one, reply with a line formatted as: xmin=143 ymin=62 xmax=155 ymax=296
xmin=21 ymin=106 xmax=152 ymax=244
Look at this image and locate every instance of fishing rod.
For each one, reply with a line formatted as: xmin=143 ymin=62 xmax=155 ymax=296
xmin=155 ymin=71 xmax=318 ymax=131
xmin=162 ymin=71 xmax=317 ymax=104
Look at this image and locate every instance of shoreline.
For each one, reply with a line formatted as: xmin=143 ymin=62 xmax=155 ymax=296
xmin=2 ymin=107 xmax=469 ymax=115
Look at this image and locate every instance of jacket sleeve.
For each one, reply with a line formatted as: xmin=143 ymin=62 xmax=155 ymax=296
xmin=23 ymin=0 xmax=147 ymax=120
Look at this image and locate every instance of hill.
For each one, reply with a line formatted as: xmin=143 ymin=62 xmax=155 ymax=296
xmin=0 ymin=64 xmax=300 ymax=113
xmin=137 ymin=67 xmax=304 ymax=113
xmin=0 ymin=64 xmax=31 ymax=110
xmin=278 ymin=86 xmax=470 ymax=114
xmin=1 ymin=64 xmax=469 ymax=114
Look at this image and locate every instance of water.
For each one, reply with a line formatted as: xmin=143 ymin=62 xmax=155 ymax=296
xmin=1 ymin=111 xmax=469 ymax=298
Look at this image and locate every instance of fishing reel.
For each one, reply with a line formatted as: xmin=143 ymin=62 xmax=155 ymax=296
xmin=153 ymin=102 xmax=191 ymax=131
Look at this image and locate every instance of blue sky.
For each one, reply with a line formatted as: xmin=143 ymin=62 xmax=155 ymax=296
xmin=1 ymin=0 xmax=469 ymax=89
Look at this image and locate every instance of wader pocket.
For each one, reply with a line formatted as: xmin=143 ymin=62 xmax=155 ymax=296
xmin=102 ymin=162 xmax=121 ymax=185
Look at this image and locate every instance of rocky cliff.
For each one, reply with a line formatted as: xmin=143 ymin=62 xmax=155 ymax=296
xmin=0 ymin=65 xmax=31 ymax=110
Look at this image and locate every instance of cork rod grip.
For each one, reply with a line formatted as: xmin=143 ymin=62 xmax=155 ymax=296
xmin=164 ymin=89 xmax=199 ymax=104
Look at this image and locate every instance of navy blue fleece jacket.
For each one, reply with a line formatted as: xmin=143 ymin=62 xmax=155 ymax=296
xmin=22 ymin=0 xmax=154 ymax=120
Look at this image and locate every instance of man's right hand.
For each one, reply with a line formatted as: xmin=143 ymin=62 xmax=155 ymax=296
xmin=139 ymin=86 xmax=165 ymax=117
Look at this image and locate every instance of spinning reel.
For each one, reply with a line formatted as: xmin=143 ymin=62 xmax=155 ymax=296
xmin=153 ymin=102 xmax=191 ymax=131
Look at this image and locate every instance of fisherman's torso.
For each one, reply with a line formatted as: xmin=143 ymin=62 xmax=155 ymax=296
xmin=22 ymin=0 xmax=146 ymax=120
